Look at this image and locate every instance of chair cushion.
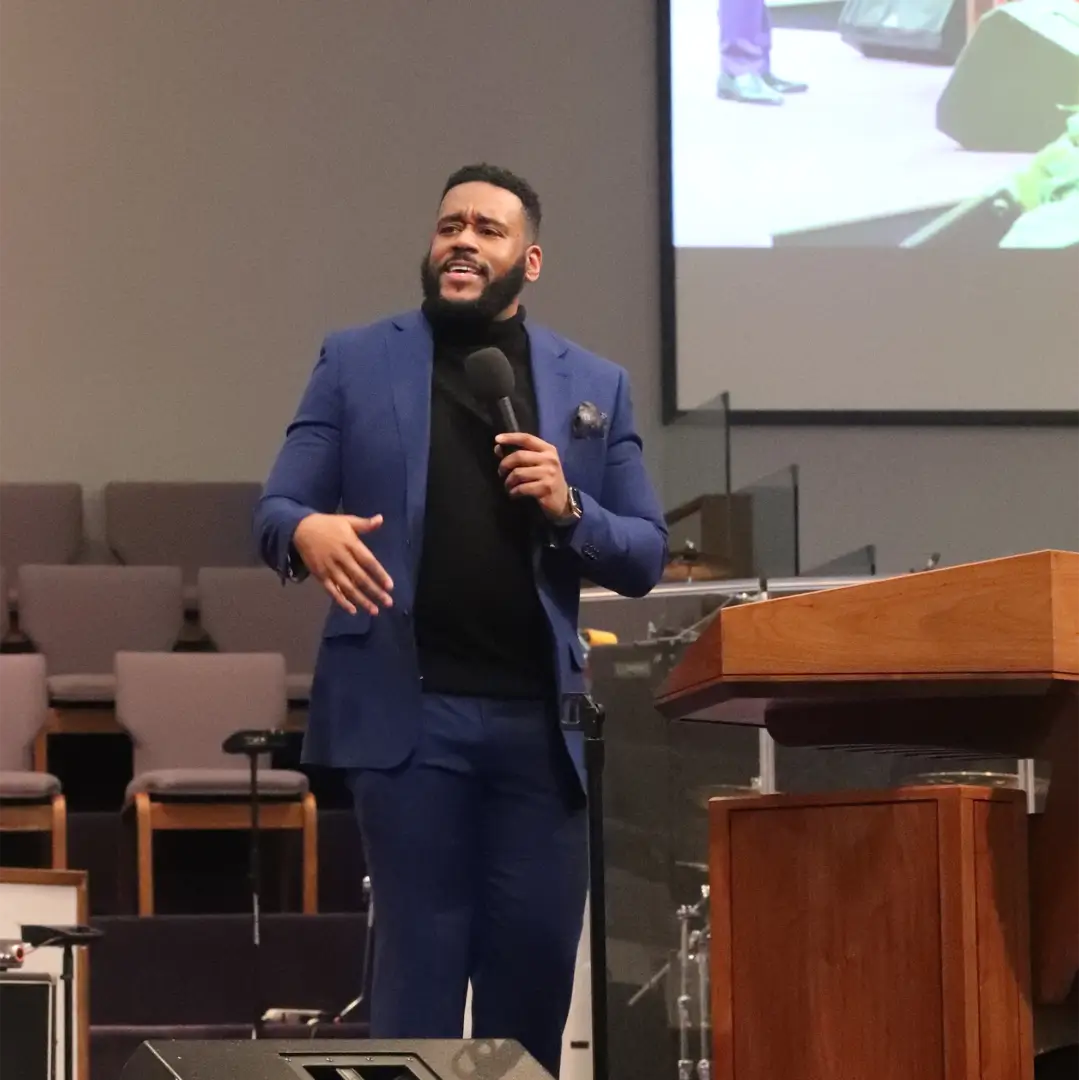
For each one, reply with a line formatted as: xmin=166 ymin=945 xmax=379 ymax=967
xmin=48 ymin=673 xmax=116 ymax=704
xmin=286 ymin=673 xmax=313 ymax=702
xmin=126 ymin=768 xmax=308 ymax=801
xmin=0 ymin=771 xmax=61 ymax=799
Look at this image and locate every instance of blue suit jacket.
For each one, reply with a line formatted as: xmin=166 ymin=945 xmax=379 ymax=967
xmin=254 ymin=309 xmax=667 ymax=770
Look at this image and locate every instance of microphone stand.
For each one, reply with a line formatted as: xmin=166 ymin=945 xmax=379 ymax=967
xmin=20 ymin=924 xmax=102 ymax=1080
xmin=580 ymin=696 xmax=609 ymax=1080
xmin=247 ymin=745 xmax=263 ymax=1040
xmin=223 ymin=729 xmax=288 ymax=1040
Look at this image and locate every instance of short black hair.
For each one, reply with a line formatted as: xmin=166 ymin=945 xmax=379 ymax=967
xmin=441 ymin=163 xmax=542 ymax=238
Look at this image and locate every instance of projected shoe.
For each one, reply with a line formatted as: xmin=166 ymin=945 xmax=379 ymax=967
xmin=763 ymin=72 xmax=808 ymax=93
xmin=717 ymin=73 xmax=784 ymax=105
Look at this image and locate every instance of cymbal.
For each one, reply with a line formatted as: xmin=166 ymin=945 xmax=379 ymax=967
xmin=662 ymin=556 xmax=731 ymax=582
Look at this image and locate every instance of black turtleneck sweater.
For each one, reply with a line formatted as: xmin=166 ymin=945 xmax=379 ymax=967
xmin=412 ymin=305 xmax=555 ymax=699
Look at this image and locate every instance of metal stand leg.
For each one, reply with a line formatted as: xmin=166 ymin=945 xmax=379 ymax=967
xmin=582 ymin=698 xmax=609 ymax=1080
xmin=677 ymin=907 xmax=694 ymax=1080
xmin=695 ymin=886 xmax=712 ymax=1080
xmin=61 ymin=942 xmax=74 ymax=1080
xmin=247 ymin=750 xmax=263 ymax=1039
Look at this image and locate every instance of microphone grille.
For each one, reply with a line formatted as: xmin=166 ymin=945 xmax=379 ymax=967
xmin=464 ymin=347 xmax=515 ymax=402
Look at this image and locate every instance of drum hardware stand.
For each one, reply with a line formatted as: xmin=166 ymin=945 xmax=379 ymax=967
xmin=676 ymin=886 xmax=711 ymax=1080
xmin=627 ymin=885 xmax=711 ymax=1080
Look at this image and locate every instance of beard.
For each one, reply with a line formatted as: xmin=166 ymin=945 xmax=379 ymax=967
xmin=420 ymin=250 xmax=528 ymax=326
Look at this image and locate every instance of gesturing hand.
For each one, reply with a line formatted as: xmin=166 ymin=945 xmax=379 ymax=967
xmin=495 ymin=432 xmax=571 ymax=522
xmin=292 ymin=513 xmax=393 ymax=616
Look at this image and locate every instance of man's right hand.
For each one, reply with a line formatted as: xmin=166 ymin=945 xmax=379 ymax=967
xmin=292 ymin=513 xmax=393 ymax=616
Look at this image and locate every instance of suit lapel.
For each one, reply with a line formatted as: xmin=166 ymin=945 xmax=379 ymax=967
xmin=526 ymin=322 xmax=572 ymax=464
xmin=388 ymin=311 xmax=433 ymax=561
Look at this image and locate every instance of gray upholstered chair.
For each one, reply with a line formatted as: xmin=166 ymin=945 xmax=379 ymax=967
xmin=17 ymin=564 xmax=185 ymax=771
xmin=0 ymin=482 xmax=84 ymax=572
xmin=115 ymin=650 xmax=316 ymax=916
xmin=0 ymin=654 xmax=66 ymax=868
xmin=104 ymin=482 xmax=261 ymax=588
xmin=0 ymin=482 xmax=84 ymax=636
xmin=197 ymin=567 xmax=328 ymax=704
xmin=17 ymin=565 xmax=184 ymax=705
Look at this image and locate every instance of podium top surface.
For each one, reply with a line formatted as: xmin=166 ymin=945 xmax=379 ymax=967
xmin=656 ymin=550 xmax=1078 ymax=718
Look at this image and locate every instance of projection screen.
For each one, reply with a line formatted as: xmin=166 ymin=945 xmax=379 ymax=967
xmin=659 ymin=0 xmax=1079 ymax=420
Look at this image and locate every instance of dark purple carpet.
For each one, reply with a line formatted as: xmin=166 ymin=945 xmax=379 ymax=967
xmin=89 ymin=912 xmax=372 ymax=1080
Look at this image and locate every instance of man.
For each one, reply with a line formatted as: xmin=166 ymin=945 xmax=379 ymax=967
xmin=718 ymin=0 xmax=807 ymax=105
xmin=255 ymin=163 xmax=667 ymax=1076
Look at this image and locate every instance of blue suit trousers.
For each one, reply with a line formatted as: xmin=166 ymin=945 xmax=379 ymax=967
xmin=346 ymin=694 xmax=588 ymax=1077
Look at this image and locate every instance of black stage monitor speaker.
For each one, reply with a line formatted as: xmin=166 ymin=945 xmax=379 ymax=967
xmin=937 ymin=0 xmax=1079 ymax=151
xmin=838 ymin=0 xmax=966 ymax=63
xmin=121 ymin=1038 xmax=554 ymax=1080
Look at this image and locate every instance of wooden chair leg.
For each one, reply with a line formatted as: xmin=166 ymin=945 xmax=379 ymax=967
xmin=301 ymin=791 xmax=318 ymax=915
xmin=135 ymin=792 xmax=155 ymax=916
xmin=50 ymin=793 xmax=67 ymax=869
xmin=32 ymin=729 xmax=49 ymax=774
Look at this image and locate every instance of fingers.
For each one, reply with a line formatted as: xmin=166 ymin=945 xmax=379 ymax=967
xmin=323 ymin=577 xmax=359 ymax=616
xmin=497 ymin=449 xmax=549 ymax=476
xmin=507 ymin=480 xmax=552 ymax=500
xmin=323 ymin=560 xmax=385 ymax=616
xmin=344 ymin=536 xmax=394 ymax=599
xmin=344 ymin=514 xmax=384 ymax=535
xmin=338 ymin=551 xmax=393 ymax=610
xmin=495 ymin=433 xmax=547 ymax=453
xmin=503 ymin=465 xmax=549 ymax=491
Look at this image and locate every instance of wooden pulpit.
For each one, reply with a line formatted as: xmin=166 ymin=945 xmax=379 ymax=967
xmin=656 ymin=550 xmax=1078 ymax=1079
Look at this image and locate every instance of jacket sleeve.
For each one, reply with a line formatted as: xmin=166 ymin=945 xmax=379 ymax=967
xmin=564 ymin=369 xmax=668 ymax=597
xmin=253 ymin=337 xmax=343 ymax=581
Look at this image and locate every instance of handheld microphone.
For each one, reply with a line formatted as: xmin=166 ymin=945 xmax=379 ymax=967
xmin=464 ymin=346 xmax=520 ymax=434
xmin=464 ymin=345 xmax=552 ymax=542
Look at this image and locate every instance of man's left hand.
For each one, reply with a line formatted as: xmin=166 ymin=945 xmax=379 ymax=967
xmin=495 ymin=433 xmax=572 ymax=522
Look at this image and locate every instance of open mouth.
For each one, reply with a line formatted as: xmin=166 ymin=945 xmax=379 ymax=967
xmin=442 ymin=261 xmax=485 ymax=280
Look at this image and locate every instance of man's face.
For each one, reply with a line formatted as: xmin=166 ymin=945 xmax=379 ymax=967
xmin=422 ymin=181 xmax=542 ymax=320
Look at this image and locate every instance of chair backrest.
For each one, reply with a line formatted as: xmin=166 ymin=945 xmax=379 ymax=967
xmin=0 ymin=483 xmax=83 ymax=570
xmin=115 ymin=651 xmax=287 ymax=775
xmin=197 ymin=568 xmax=328 ymax=674
xmin=17 ymin=565 xmax=184 ymax=675
xmin=0 ymin=654 xmax=49 ymax=770
xmin=104 ymin=482 xmax=261 ymax=584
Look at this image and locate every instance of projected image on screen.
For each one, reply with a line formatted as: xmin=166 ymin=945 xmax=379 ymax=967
xmin=668 ymin=0 xmax=1079 ymax=248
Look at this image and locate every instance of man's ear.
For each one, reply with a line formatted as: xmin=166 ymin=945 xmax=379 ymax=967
xmin=524 ymin=244 xmax=542 ymax=284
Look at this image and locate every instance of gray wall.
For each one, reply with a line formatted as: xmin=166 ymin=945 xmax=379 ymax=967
xmin=0 ymin=0 xmax=664 ymax=534
xmin=2 ymin=0 xmax=1076 ymax=570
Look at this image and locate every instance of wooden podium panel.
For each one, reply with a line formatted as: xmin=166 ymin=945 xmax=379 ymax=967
xmin=709 ymin=786 xmax=1032 ymax=1080
xmin=657 ymin=550 xmax=1078 ymax=1006
xmin=658 ymin=551 xmax=1077 ymax=715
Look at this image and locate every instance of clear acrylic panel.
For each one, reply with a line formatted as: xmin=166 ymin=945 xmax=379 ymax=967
xmin=588 ymin=639 xmax=759 ymax=1080
xmin=805 ymin=544 xmax=878 ymax=577
xmin=661 ymin=390 xmax=731 ymax=511
xmin=661 ymin=393 xmax=740 ymax=580
xmin=733 ymin=464 xmax=800 ymax=578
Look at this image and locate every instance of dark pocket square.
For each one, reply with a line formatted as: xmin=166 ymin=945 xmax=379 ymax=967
xmin=572 ymin=401 xmax=608 ymax=438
